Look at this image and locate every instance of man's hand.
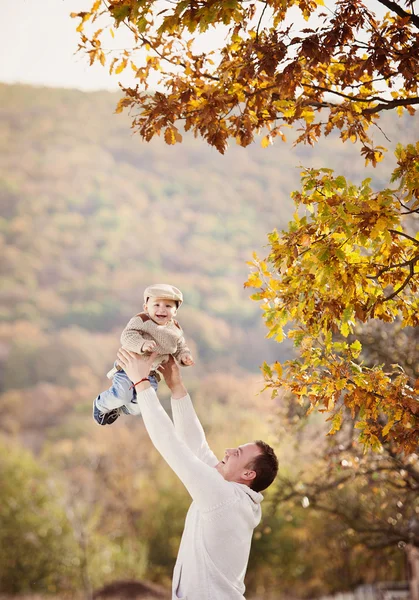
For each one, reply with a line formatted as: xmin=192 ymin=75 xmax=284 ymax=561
xmin=159 ymin=356 xmax=188 ymax=399
xmin=116 ymin=348 xmax=157 ymax=389
xmin=142 ymin=340 xmax=157 ymax=353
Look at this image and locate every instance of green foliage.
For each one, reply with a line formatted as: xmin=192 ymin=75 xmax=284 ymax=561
xmin=0 ymin=439 xmax=78 ymax=593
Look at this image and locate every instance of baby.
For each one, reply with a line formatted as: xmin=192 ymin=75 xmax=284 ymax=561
xmin=93 ymin=283 xmax=194 ymax=425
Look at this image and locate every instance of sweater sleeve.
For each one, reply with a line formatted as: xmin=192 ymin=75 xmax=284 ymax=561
xmin=172 ymin=334 xmax=192 ymax=365
xmin=171 ymin=394 xmax=219 ymax=467
xmin=120 ymin=316 xmax=147 ymax=354
xmin=138 ymin=387 xmax=235 ymax=511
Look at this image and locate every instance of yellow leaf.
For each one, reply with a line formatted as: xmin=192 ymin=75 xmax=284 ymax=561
xmin=109 ymin=57 xmax=118 ymax=75
xmin=327 ymin=396 xmax=335 ymax=410
xmin=246 ymin=272 xmax=263 ymax=287
xmin=164 ymin=128 xmax=176 ymax=145
xmin=275 ymin=328 xmax=284 ymax=342
xmin=273 ymin=362 xmax=283 ymax=378
xmin=382 ymin=419 xmax=395 ymax=437
xmin=340 ymin=322 xmax=350 ymax=337
xmin=259 ymin=260 xmax=269 ymax=275
xmin=261 ymin=136 xmax=271 ymax=148
xmin=115 ymin=58 xmax=128 ymax=74
xmin=327 ymin=412 xmax=342 ymax=435
xmin=350 ymin=340 xmax=362 ymax=358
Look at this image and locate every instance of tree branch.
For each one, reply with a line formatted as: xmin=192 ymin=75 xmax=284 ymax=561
xmin=384 ymin=261 xmax=416 ymax=301
xmin=375 ymin=0 xmax=419 ymax=29
xmin=367 ymin=253 xmax=419 ymax=279
xmin=304 ymin=83 xmax=389 ymax=105
xmin=389 ymin=229 xmax=419 ymax=246
xmin=256 ymin=2 xmax=268 ymax=43
xmin=103 ymin=0 xmax=220 ymax=82
xmin=364 ymin=97 xmax=419 ymax=115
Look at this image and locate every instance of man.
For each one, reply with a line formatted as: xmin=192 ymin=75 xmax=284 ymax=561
xmin=116 ymin=348 xmax=279 ymax=600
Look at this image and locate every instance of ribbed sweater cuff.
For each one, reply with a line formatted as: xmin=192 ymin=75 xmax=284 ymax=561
xmin=137 ymin=386 xmax=160 ymax=408
xmin=171 ymin=393 xmax=193 ymax=415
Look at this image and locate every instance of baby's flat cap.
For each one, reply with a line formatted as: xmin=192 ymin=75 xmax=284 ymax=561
xmin=144 ymin=284 xmax=183 ymax=307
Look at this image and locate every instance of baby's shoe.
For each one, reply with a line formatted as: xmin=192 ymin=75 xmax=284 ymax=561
xmin=93 ymin=399 xmax=121 ymax=426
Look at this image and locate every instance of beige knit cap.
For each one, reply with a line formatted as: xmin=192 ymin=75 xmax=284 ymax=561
xmin=144 ymin=284 xmax=183 ymax=307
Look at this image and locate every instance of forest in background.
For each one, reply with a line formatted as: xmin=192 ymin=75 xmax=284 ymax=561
xmin=0 ymin=83 xmax=417 ymax=598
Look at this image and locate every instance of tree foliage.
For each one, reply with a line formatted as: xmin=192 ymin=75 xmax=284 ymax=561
xmin=0 ymin=440 xmax=78 ymax=593
xmin=246 ymin=147 xmax=419 ymax=453
xmin=73 ymin=0 xmax=418 ymax=157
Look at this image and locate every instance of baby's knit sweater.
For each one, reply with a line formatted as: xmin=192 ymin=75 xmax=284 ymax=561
xmin=107 ymin=313 xmax=191 ymax=378
xmin=137 ymin=387 xmax=264 ymax=599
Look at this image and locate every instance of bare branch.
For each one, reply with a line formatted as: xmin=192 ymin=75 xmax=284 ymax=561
xmin=256 ymin=2 xmax=268 ymax=43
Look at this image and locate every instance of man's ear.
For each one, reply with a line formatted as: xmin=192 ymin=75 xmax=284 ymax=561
xmin=243 ymin=469 xmax=257 ymax=483
xmin=143 ymin=303 xmax=149 ymax=313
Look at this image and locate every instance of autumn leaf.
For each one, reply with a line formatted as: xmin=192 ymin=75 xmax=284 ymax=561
xmin=327 ymin=412 xmax=343 ymax=436
xmin=261 ymin=136 xmax=271 ymax=148
xmin=115 ymin=58 xmax=128 ymax=74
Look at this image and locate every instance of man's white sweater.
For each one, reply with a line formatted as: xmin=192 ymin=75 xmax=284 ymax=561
xmin=137 ymin=387 xmax=263 ymax=600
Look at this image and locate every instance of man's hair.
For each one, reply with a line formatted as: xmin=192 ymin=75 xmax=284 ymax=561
xmin=247 ymin=440 xmax=278 ymax=493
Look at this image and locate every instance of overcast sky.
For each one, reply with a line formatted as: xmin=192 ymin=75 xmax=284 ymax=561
xmin=0 ymin=0 xmax=237 ymax=91
xmin=0 ymin=0 xmax=131 ymax=90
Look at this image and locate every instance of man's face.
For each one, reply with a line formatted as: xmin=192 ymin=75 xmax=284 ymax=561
xmin=215 ymin=443 xmax=262 ymax=485
xmin=144 ymin=297 xmax=177 ymax=325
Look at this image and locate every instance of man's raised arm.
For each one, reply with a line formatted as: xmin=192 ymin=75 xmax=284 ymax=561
xmin=116 ymin=350 xmax=232 ymax=510
xmin=159 ymin=358 xmax=218 ymax=467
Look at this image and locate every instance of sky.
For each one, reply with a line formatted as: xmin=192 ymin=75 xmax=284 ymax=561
xmin=0 ymin=0 xmax=236 ymax=91
xmin=0 ymin=0 xmax=129 ymax=90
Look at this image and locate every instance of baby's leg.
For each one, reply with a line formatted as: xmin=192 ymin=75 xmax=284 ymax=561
xmin=149 ymin=373 xmax=159 ymax=391
xmin=122 ymin=373 xmax=159 ymax=415
xmin=93 ymin=371 xmax=135 ymax=425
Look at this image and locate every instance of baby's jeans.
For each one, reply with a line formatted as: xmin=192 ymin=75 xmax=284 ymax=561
xmin=94 ymin=369 xmax=158 ymax=419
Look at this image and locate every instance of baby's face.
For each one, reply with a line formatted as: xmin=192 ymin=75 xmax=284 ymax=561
xmin=144 ymin=297 xmax=177 ymax=325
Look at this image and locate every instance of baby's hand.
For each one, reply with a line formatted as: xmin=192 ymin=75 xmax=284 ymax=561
xmin=142 ymin=340 xmax=157 ymax=353
xmin=181 ymin=354 xmax=194 ymax=366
